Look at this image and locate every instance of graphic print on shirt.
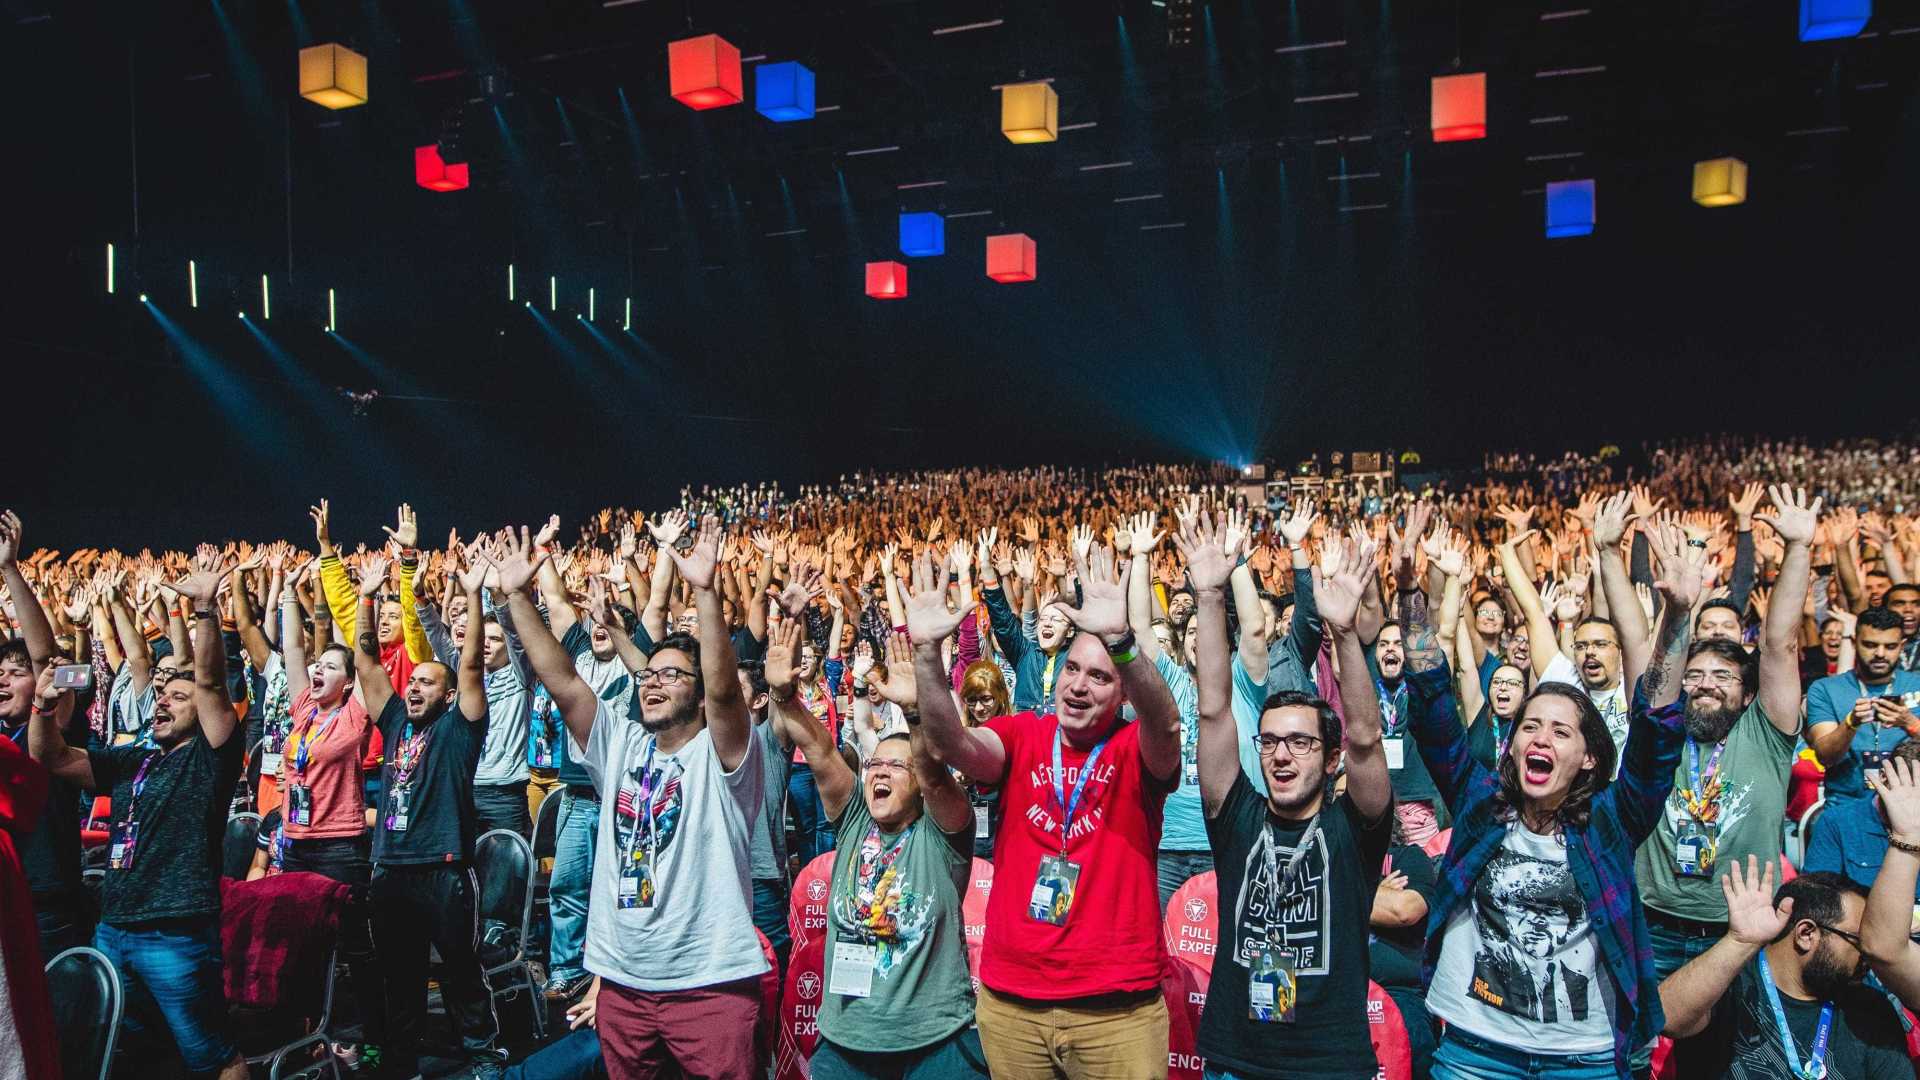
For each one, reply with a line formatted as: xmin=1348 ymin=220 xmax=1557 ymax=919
xmin=833 ymin=827 xmax=936 ymax=979
xmin=1023 ymin=755 xmax=1117 ymax=844
xmin=611 ymin=753 xmax=686 ymax=901
xmin=1230 ymin=827 xmax=1331 ymax=976
xmin=527 ymin=685 xmax=559 ymax=769
xmin=1468 ymin=846 xmax=1598 ymax=1023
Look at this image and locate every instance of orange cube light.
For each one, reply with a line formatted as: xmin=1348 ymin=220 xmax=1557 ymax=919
xmin=984 ymin=233 xmax=1037 ymax=283
xmin=668 ymin=34 xmax=743 ymax=110
xmin=299 ymin=43 xmax=368 ymax=110
xmin=1430 ymin=73 xmax=1486 ymax=143
xmin=865 ymin=261 xmax=907 ymax=300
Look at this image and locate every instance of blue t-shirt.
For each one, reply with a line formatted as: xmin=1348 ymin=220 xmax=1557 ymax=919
xmin=1154 ymin=653 xmax=1207 ymax=852
xmin=1804 ymin=793 xmax=1920 ymax=900
xmin=1807 ymin=669 xmax=1920 ymax=800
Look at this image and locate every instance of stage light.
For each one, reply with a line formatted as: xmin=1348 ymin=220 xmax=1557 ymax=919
xmin=106 ymin=243 xmax=114 ymax=294
xmin=755 ymin=61 xmax=815 ymax=121
xmin=864 ymin=261 xmax=907 ymax=300
xmin=328 ymin=287 xmax=337 ymax=331
xmin=238 ymin=311 xmax=246 ymax=319
xmin=1430 ymin=73 xmax=1487 ymax=142
xmin=1001 ymin=82 xmax=1059 ymax=144
xmin=1545 ymin=179 xmax=1596 ymax=237
xmin=589 ymin=287 xmax=596 ymax=321
xmin=985 ymin=233 xmax=1038 ymax=282
xmin=898 ymin=212 xmax=945 ymax=256
xmin=414 ymin=144 xmax=470 ymax=192
xmin=524 ymin=300 xmax=532 ymax=308
xmin=261 ymin=275 xmax=270 ymax=319
xmin=624 ymin=296 xmax=631 ymax=331
xmin=550 ymin=276 xmax=557 ymax=312
xmin=1692 ymin=157 xmax=1748 ymax=207
xmin=508 ymin=264 xmax=515 ymax=301
xmin=299 ymin=43 xmax=368 ymax=110
xmin=668 ymin=34 xmax=743 ymax=110
xmin=138 ymin=293 xmax=148 ymax=303
xmin=1800 ymin=0 xmax=1870 ymax=40
xmin=189 ymin=260 xmax=199 ymax=307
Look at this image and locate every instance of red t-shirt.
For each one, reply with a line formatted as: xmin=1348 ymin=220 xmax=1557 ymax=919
xmin=978 ymin=710 xmax=1173 ymax=1000
xmin=280 ymin=688 xmax=374 ymax=840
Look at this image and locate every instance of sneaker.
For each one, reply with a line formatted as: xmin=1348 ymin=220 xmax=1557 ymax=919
xmin=467 ymin=1051 xmax=506 ymax=1080
xmin=542 ymin=972 xmax=593 ymax=1003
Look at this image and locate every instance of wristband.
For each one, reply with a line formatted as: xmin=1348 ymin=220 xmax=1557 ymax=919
xmin=1686 ymin=539 xmax=1708 ymax=549
xmin=1891 ymin=835 xmax=1920 ymax=857
xmin=30 ymin=703 xmax=54 ymax=716
xmin=1104 ymin=629 xmax=1138 ymax=665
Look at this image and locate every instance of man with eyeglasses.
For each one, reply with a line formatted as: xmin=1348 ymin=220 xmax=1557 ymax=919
xmin=492 ymin=519 xmax=767 ymax=1079
xmin=1186 ymin=516 xmax=1394 ymax=1080
xmin=1636 ymin=486 xmax=1818 ymax=980
xmin=1659 ymin=858 xmax=1907 ymax=1080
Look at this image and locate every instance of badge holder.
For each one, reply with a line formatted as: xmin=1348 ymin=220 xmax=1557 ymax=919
xmin=1674 ymin=819 xmax=1717 ymax=879
xmin=828 ymin=936 xmax=879 ymax=998
xmin=287 ymin=784 xmax=313 ymax=827
xmin=1383 ymin=736 xmax=1406 ymax=771
xmin=974 ymin=805 xmax=990 ymax=840
xmin=1028 ymin=854 xmax=1081 ymax=926
xmin=108 ymin=820 xmax=139 ymax=871
xmin=1247 ymin=942 xmax=1298 ymax=1023
xmin=386 ymin=786 xmax=411 ymax=832
xmin=617 ymin=858 xmax=655 ymax=910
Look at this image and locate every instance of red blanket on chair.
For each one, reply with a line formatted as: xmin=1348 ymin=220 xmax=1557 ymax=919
xmin=0 ymin=736 xmax=56 ymax=1080
xmin=219 ymin=872 xmax=349 ymax=1013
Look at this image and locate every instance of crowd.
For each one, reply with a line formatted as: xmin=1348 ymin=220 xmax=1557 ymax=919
xmin=2 ymin=433 xmax=1920 ymax=1080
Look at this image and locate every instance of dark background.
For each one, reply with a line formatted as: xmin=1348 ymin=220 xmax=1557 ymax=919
xmin=6 ymin=0 xmax=1918 ymax=549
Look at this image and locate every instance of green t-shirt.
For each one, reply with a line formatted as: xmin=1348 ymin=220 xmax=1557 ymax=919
xmin=1636 ymin=700 xmax=1795 ymax=922
xmin=817 ymin=792 xmax=976 ymax=1054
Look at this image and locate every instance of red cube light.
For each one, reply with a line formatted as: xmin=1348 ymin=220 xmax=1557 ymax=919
xmin=668 ymin=34 xmax=743 ymax=110
xmin=864 ymin=261 xmax=907 ymax=300
xmin=1430 ymin=73 xmax=1486 ymax=143
xmin=414 ymin=145 xmax=469 ymax=192
xmin=985 ymin=233 xmax=1037 ymax=283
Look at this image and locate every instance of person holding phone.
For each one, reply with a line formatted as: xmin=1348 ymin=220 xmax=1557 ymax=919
xmin=1806 ymin=607 xmax=1920 ymax=802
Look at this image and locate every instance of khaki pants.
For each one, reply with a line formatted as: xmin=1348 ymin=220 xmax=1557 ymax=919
xmin=975 ymin=984 xmax=1168 ymax=1080
xmin=527 ymin=767 xmax=562 ymax=824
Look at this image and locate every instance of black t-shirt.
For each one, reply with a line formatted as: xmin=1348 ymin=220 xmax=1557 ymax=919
xmin=1365 ymin=655 xmax=1440 ymax=807
xmin=1368 ymin=843 xmax=1436 ymax=993
xmin=89 ymin=731 xmax=245 ymax=926
xmin=370 ymin=695 xmax=486 ymax=866
xmin=1200 ymin=773 xmax=1393 ymax=1080
xmin=7 ymin=719 xmax=84 ymax=899
xmin=1673 ymin=958 xmax=1910 ymax=1080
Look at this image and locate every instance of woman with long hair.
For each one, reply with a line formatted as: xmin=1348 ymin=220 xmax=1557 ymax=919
xmin=956 ymin=660 xmax=1010 ymax=860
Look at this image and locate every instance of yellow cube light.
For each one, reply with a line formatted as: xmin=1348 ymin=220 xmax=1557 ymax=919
xmin=300 ymin=43 xmax=368 ymax=110
xmin=1692 ymin=157 xmax=1748 ymax=207
xmin=1001 ymin=81 xmax=1058 ymax=144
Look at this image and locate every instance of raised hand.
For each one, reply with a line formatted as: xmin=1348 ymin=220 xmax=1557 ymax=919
xmin=1629 ymin=484 xmax=1665 ymax=522
xmin=1070 ymin=523 xmax=1096 ymax=565
xmin=1171 ymin=510 xmax=1235 ymax=593
xmin=1313 ymin=535 xmax=1374 ymax=634
xmin=357 ymin=553 xmax=392 ymax=597
xmin=1589 ymin=491 xmax=1635 ymax=549
xmin=900 ymin=548 xmax=971 ymax=645
xmin=533 ymin=514 xmax=562 ymax=549
xmin=1721 ymin=855 xmax=1790 ymax=947
xmin=647 ymin=509 xmax=690 ymax=550
xmin=491 ymin=528 xmax=550 ymax=595
xmin=851 ymin=639 xmax=876 ymax=681
xmin=666 ymin=515 xmax=722 ymax=590
xmin=1756 ymin=484 xmax=1822 ymax=547
xmin=1494 ymin=503 xmax=1532 ymax=536
xmin=2 ymin=510 xmax=30 ymax=568
xmin=383 ymin=503 xmax=420 ymax=551
xmin=764 ymin=615 xmax=802 ymax=697
xmin=174 ymin=548 xmax=227 ymax=605
xmin=1277 ymin=503 xmax=1318 ymax=548
xmin=775 ymin=565 xmax=824 ymax=617
xmin=1728 ymin=482 xmax=1764 ymax=531
xmin=1871 ymin=756 xmax=1920 ymax=842
xmin=1648 ymin=520 xmax=1708 ymax=612
xmin=875 ymin=631 xmax=919 ymax=709
xmin=308 ymin=499 xmax=332 ymax=550
xmin=456 ymin=540 xmax=492 ymax=594
xmin=1056 ymin=543 xmax=1129 ymax=640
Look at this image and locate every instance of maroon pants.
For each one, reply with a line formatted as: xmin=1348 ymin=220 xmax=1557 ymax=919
xmin=596 ymin=976 xmax=761 ymax=1080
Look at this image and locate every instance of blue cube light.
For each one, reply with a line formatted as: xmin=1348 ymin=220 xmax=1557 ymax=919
xmin=1545 ymin=179 xmax=1596 ymax=238
xmin=1799 ymin=0 xmax=1871 ymax=41
xmin=898 ymin=212 xmax=946 ymax=257
xmin=755 ymin=61 xmax=816 ymax=122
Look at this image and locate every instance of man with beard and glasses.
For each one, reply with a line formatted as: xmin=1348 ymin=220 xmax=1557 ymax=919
xmin=1636 ymin=486 xmax=1820 ymax=980
xmin=1661 ymin=859 xmax=1908 ymax=1080
xmin=1806 ymin=606 xmax=1920 ymax=803
xmin=494 ymin=519 xmax=767 ymax=1080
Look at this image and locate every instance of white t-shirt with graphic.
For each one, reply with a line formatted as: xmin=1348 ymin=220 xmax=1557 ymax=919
xmin=582 ymin=704 xmax=767 ymax=992
xmin=1542 ymin=652 xmax=1630 ymax=776
xmin=1429 ymin=821 xmax=1618 ymax=1054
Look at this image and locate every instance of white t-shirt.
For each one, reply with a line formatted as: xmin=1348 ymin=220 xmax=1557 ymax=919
xmin=843 ymin=700 xmax=908 ymax=763
xmin=1541 ymin=652 xmax=1629 ymax=776
xmin=1428 ymin=822 xmax=1618 ymax=1054
xmin=582 ymin=703 xmax=767 ymax=992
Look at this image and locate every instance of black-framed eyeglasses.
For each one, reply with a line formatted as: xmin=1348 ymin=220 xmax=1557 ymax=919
xmin=1251 ymin=733 xmax=1323 ymax=759
xmin=636 ymin=666 xmax=696 ymax=687
xmin=1817 ymin=924 xmax=1863 ymax=951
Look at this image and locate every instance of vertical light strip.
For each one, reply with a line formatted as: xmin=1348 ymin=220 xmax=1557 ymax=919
xmin=508 ymin=263 xmax=516 ymax=301
xmin=624 ymin=297 xmax=631 ymax=331
xmin=261 ymin=275 xmax=270 ymax=319
xmin=328 ymin=288 xmax=336 ymax=332
xmin=550 ymin=276 xmax=557 ymax=312
xmin=589 ymin=287 xmax=596 ymax=321
xmin=189 ymin=260 xmax=199 ymax=308
xmin=107 ymin=243 xmax=115 ymax=294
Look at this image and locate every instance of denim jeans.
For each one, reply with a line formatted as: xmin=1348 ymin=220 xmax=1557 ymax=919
xmin=1647 ymin=920 xmax=1719 ymax=981
xmin=789 ymin=763 xmax=834 ymax=863
xmin=474 ymin=780 xmax=533 ymax=838
xmin=1157 ymin=850 xmax=1214 ymax=914
xmin=35 ymin=891 xmax=93 ymax=961
xmin=1433 ymin=1027 xmax=1618 ymax=1080
xmin=548 ymin=790 xmax=599 ymax=982
xmin=93 ymin=916 xmax=238 ymax=1073
xmin=505 ymin=1027 xmax=606 ymax=1080
xmin=811 ymin=1025 xmax=990 ymax=1080
xmin=753 ymin=877 xmax=792 ymax=981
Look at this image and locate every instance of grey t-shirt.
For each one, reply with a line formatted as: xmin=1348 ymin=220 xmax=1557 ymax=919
xmin=750 ymin=718 xmax=793 ymax=881
xmin=818 ymin=795 xmax=975 ymax=1054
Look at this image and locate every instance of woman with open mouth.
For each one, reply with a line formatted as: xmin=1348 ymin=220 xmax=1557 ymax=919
xmin=1408 ymin=520 xmax=1708 ymax=1080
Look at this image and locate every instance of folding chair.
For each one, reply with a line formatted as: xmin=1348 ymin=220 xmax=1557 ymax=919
xmin=474 ymin=828 xmax=546 ymax=1039
xmin=225 ymin=811 xmax=262 ymax=880
xmin=45 ymin=946 xmax=122 ymax=1080
xmin=222 ymin=872 xmax=351 ymax=1080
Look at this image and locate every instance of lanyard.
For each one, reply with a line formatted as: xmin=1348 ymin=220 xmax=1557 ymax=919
xmin=1051 ymin=726 xmax=1109 ymax=856
xmin=624 ymin=739 xmax=664 ymax=870
xmin=1757 ymin=952 xmax=1835 ymax=1080
xmin=1376 ymin=679 xmax=1405 ymax=736
xmin=292 ymin=703 xmax=345 ymax=774
xmin=839 ymin=821 xmax=916 ymax=939
xmin=1042 ymin=652 xmax=1061 ymax=699
xmin=1681 ymin=738 xmax=1728 ymax=823
xmin=391 ymin=719 xmax=431 ymax=786
xmin=1257 ymin=810 xmax=1322 ymax=944
xmin=2 ymin=724 xmax=22 ymax=746
xmin=126 ymin=750 xmax=165 ymax=821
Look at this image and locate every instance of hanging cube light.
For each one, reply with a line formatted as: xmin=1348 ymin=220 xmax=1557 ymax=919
xmin=414 ymin=145 xmax=470 ymax=192
xmin=1799 ymin=0 xmax=1871 ymax=41
xmin=299 ymin=43 xmax=368 ymax=110
xmin=668 ymin=34 xmax=744 ymax=110
xmin=755 ymin=61 xmax=815 ymax=122
xmin=898 ymin=213 xmax=946 ymax=257
xmin=1430 ymin=73 xmax=1487 ymax=142
xmin=1544 ymin=179 xmax=1596 ymax=238
xmin=985 ymin=233 xmax=1037 ymax=282
xmin=1000 ymin=82 xmax=1059 ymax=144
xmin=1691 ymin=157 xmax=1748 ymax=207
xmin=864 ymin=261 xmax=907 ymax=300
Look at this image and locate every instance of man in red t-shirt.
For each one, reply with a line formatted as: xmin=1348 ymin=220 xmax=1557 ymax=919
xmin=905 ymin=542 xmax=1183 ymax=1080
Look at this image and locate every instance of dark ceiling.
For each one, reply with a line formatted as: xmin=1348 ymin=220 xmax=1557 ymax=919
xmin=6 ymin=0 xmax=1920 ymax=547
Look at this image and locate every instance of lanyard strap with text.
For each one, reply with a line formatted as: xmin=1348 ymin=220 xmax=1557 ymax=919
xmin=624 ymin=738 xmax=662 ymax=868
xmin=1682 ymin=738 xmax=1727 ymax=822
xmin=1757 ymin=951 xmax=1834 ymax=1080
xmin=1051 ymin=726 xmax=1108 ymax=856
xmin=1257 ymin=810 xmax=1322 ymax=944
xmin=126 ymin=751 xmax=161 ymax=820
xmin=1376 ymin=680 xmax=1404 ymax=736
xmin=292 ymin=704 xmax=345 ymax=775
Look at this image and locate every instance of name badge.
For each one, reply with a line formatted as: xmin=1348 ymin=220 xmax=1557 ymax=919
xmin=260 ymin=751 xmax=284 ymax=776
xmin=1674 ymin=819 xmax=1716 ymax=879
xmin=1184 ymin=760 xmax=1200 ymax=788
xmin=1248 ymin=942 xmax=1298 ymax=1023
xmin=974 ymin=805 xmax=990 ymax=840
xmin=1383 ymin=737 xmax=1406 ymax=771
xmin=828 ymin=940 xmax=878 ymax=998
xmin=618 ymin=857 xmax=655 ymax=910
xmin=287 ymin=783 xmax=313 ymax=827
xmin=1029 ymin=854 xmax=1081 ymax=926
xmin=385 ymin=786 xmax=411 ymax=833
xmin=108 ymin=820 xmax=140 ymax=871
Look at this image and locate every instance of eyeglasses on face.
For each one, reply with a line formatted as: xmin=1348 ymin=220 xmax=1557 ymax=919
xmin=1681 ymin=669 xmax=1742 ymax=688
xmin=1489 ymin=677 xmax=1527 ymax=690
xmin=636 ymin=666 xmax=696 ymax=687
xmin=1817 ymin=923 xmax=1862 ymax=951
xmin=1251 ymin=732 xmax=1323 ymax=759
xmin=863 ymin=757 xmax=910 ymax=773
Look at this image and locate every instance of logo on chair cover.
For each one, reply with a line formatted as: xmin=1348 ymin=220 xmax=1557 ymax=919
xmin=807 ymin=877 xmax=828 ymax=902
xmin=797 ymin=971 xmax=820 ymax=1000
xmin=1184 ymin=896 xmax=1209 ymax=923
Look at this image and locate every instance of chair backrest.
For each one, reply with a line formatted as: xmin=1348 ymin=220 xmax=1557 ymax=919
xmin=531 ymin=789 xmax=563 ymax=864
xmin=87 ymin=796 xmax=112 ymax=828
xmin=224 ymin=812 xmax=262 ymax=879
xmin=474 ymin=828 xmax=536 ymax=941
xmin=45 ymin=946 xmax=122 ymax=1080
xmin=242 ymin=741 xmax=265 ymax=809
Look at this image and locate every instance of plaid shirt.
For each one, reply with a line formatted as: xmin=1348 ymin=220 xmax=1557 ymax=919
xmin=1408 ymin=663 xmax=1686 ymax=1076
